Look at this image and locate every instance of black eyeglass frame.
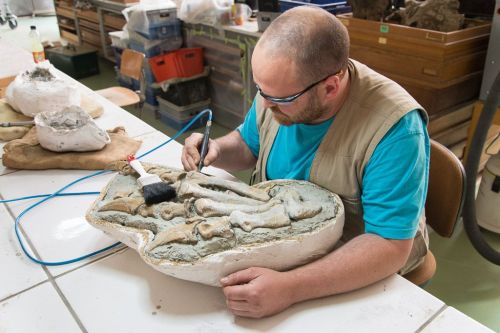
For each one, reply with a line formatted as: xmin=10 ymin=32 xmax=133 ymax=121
xmin=256 ymin=69 xmax=343 ymax=105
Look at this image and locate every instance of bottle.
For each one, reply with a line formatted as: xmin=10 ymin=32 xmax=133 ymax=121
xmin=29 ymin=25 xmax=45 ymax=63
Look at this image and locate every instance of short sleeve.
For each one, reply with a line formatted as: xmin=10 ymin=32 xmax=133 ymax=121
xmin=236 ymin=97 xmax=260 ymax=158
xmin=362 ymin=110 xmax=430 ymax=240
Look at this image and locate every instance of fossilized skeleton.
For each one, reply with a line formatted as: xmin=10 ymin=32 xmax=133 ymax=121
xmin=87 ymin=163 xmax=341 ymax=264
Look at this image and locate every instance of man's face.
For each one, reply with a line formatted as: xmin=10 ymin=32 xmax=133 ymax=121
xmin=252 ymin=51 xmax=328 ymax=126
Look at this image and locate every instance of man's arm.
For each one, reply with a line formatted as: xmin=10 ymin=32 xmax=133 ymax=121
xmin=181 ymin=130 xmax=257 ymax=171
xmin=222 ymin=234 xmax=413 ymax=318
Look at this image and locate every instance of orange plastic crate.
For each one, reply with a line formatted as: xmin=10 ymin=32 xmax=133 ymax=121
xmin=148 ymin=47 xmax=204 ymax=83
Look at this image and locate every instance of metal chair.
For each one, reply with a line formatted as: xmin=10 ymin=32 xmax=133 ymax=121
xmin=97 ymin=48 xmax=145 ymax=109
xmin=403 ymin=139 xmax=466 ymax=286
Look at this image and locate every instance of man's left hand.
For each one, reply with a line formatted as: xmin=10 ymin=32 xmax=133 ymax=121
xmin=221 ymin=267 xmax=296 ymax=318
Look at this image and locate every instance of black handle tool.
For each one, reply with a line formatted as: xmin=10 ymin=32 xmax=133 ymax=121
xmin=197 ymin=119 xmax=212 ymax=172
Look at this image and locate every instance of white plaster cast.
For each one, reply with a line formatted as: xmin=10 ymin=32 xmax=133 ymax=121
xmin=5 ymin=61 xmax=81 ymax=117
xmin=35 ymin=106 xmax=110 ymax=152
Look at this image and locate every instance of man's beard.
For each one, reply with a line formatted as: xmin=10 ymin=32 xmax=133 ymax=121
xmin=270 ymin=93 xmax=326 ymax=126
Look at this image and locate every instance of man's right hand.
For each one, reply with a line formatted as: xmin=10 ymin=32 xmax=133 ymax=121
xmin=181 ymin=133 xmax=220 ymax=171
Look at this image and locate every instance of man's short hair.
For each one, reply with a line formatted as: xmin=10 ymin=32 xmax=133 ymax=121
xmin=257 ymin=6 xmax=350 ymax=83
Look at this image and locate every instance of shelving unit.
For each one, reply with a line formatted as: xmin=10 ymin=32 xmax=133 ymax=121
xmin=53 ymin=0 xmax=131 ymax=62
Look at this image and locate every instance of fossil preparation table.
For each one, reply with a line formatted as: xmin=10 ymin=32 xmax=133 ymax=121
xmin=0 ymin=42 xmax=493 ymax=333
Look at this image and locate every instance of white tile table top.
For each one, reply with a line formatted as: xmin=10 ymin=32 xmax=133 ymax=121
xmin=0 ymin=282 xmax=81 ymax=333
xmin=56 ymin=249 xmax=445 ymax=333
xmin=0 ymin=203 xmax=47 ymax=301
xmin=421 ymin=306 xmax=495 ymax=333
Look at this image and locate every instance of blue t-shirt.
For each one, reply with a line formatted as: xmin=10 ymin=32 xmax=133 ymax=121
xmin=237 ymin=99 xmax=430 ymax=240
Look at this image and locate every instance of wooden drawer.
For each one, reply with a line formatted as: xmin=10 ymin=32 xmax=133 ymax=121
xmin=80 ymin=28 xmax=102 ymax=46
xmin=60 ymin=29 xmax=79 ymax=43
xmin=77 ymin=9 xmax=99 ymax=23
xmin=104 ymin=13 xmax=126 ymax=30
xmin=56 ymin=6 xmax=75 ymax=19
xmin=78 ymin=18 xmax=99 ymax=31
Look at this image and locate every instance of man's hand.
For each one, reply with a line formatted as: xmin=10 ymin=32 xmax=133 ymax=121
xmin=221 ymin=267 xmax=296 ymax=318
xmin=181 ymin=133 xmax=220 ymax=171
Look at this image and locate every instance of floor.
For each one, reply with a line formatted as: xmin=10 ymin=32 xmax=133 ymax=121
xmin=1 ymin=15 xmax=500 ymax=332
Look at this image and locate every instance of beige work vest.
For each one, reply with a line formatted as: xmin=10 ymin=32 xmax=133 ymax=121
xmin=250 ymin=59 xmax=429 ymax=274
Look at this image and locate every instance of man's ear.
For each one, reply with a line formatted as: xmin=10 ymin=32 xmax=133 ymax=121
xmin=323 ymin=75 xmax=341 ymax=100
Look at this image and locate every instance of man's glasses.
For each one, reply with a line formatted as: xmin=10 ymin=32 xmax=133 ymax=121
xmin=256 ymin=70 xmax=343 ymax=105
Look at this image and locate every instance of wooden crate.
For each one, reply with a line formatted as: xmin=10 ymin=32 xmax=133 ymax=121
xmin=428 ymin=101 xmax=474 ymax=136
xmin=338 ymin=14 xmax=491 ymax=115
xmin=379 ymin=70 xmax=484 ymax=115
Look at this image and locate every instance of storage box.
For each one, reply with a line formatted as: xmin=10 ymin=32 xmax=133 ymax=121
xmin=279 ymin=1 xmax=351 ymax=15
xmin=109 ymin=31 xmax=128 ymax=49
xmin=338 ymin=14 xmax=491 ymax=114
xmin=128 ymin=30 xmax=182 ymax=57
xmin=157 ymin=71 xmax=209 ymax=106
xmin=137 ymin=20 xmax=182 ymax=40
xmin=149 ymin=48 xmax=204 ymax=82
xmin=144 ymin=8 xmax=178 ymax=27
xmin=46 ymin=45 xmax=99 ymax=79
xmin=157 ymin=97 xmax=211 ymax=130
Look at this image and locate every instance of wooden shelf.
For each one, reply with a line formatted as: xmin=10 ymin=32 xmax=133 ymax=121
xmin=56 ymin=6 xmax=75 ymax=19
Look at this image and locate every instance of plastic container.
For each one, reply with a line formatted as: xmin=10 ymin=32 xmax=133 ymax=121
xmin=109 ymin=31 xmax=128 ymax=49
xmin=149 ymin=48 xmax=204 ymax=82
xmin=128 ymin=30 xmax=183 ymax=57
xmin=137 ymin=20 xmax=182 ymax=40
xmin=279 ymin=1 xmax=351 ymax=14
xmin=157 ymin=74 xmax=209 ymax=106
xmin=157 ymin=97 xmax=211 ymax=130
xmin=145 ymin=8 xmax=178 ymax=27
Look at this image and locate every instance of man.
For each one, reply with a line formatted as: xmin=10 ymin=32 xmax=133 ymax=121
xmin=181 ymin=6 xmax=430 ymax=318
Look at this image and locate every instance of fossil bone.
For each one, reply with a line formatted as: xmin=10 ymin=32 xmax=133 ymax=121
xmin=194 ymin=198 xmax=280 ymax=217
xmin=186 ymin=172 xmax=270 ymax=202
xmin=278 ymin=189 xmax=323 ymax=220
xmin=147 ymin=222 xmax=200 ymax=250
xmin=98 ymin=197 xmax=145 ymax=214
xmin=229 ymin=205 xmax=291 ymax=232
xmin=197 ymin=217 xmax=234 ymax=239
xmin=159 ymin=202 xmax=186 ymax=220
xmin=177 ymin=180 xmax=263 ymax=205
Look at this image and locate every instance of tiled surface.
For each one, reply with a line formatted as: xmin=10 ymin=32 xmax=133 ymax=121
xmin=0 ymin=282 xmax=81 ymax=333
xmin=56 ymin=249 xmax=445 ymax=333
xmin=0 ymin=204 xmax=47 ymax=301
xmin=421 ymin=307 xmax=494 ymax=333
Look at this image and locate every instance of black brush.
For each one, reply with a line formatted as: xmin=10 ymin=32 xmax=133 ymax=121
xmin=127 ymin=155 xmax=176 ymax=205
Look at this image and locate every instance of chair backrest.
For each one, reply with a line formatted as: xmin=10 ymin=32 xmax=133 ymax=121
xmin=425 ymin=139 xmax=466 ymax=237
xmin=120 ymin=49 xmax=145 ymax=81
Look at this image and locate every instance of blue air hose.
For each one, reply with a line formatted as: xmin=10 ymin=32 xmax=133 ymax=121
xmin=0 ymin=109 xmax=213 ymax=266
